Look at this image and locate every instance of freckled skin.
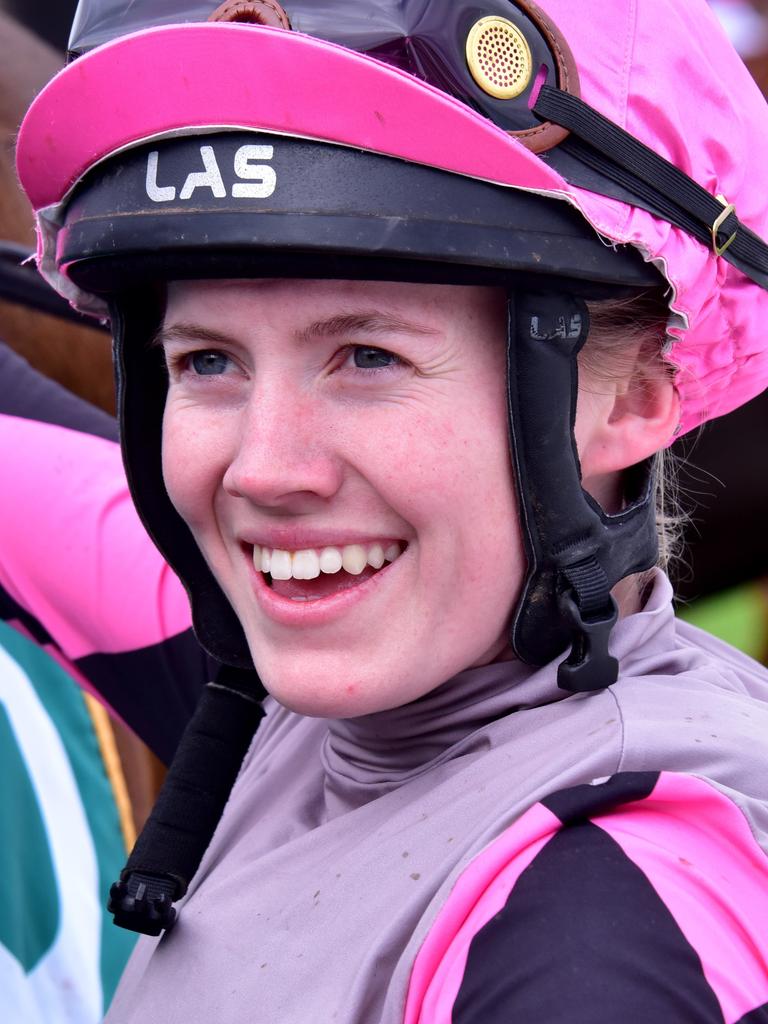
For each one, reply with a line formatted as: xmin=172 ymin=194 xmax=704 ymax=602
xmin=159 ymin=279 xmax=608 ymax=718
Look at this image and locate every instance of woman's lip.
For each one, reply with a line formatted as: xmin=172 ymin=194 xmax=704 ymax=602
xmin=245 ymin=545 xmax=403 ymax=627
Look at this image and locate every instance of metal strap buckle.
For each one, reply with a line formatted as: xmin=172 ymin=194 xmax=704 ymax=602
xmin=712 ymin=193 xmax=737 ymax=257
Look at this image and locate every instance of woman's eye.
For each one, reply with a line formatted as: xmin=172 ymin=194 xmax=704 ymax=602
xmin=351 ymin=346 xmax=400 ymax=370
xmin=190 ymin=350 xmax=231 ymax=375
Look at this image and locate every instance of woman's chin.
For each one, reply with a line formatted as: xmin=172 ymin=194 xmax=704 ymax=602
xmin=262 ymin=677 xmax=397 ymax=719
xmin=247 ymin=624 xmax=517 ymax=719
xmin=253 ymin=655 xmax=428 ymax=720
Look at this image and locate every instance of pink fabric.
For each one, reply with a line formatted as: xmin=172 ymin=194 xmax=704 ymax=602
xmin=16 ymin=24 xmax=563 ymax=212
xmin=404 ymin=773 xmax=768 ymax=1024
xmin=600 ymin=774 xmax=768 ymax=1024
xmin=403 ymin=802 xmax=560 ymax=1024
xmin=15 ymin=2 xmax=768 ymax=435
xmin=0 ymin=414 xmax=191 ymax=659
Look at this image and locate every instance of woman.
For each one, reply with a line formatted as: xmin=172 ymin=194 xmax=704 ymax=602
xmin=15 ymin=0 xmax=768 ymax=1020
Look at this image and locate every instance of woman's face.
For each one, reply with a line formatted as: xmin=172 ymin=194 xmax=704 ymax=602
xmin=161 ymin=279 xmax=524 ymax=717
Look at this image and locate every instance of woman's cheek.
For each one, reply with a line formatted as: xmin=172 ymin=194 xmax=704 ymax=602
xmin=161 ymin=402 xmax=218 ymax=528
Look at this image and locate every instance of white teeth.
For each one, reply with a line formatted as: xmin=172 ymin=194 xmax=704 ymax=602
xmin=270 ymin=549 xmax=293 ymax=581
xmin=254 ymin=540 xmax=404 ymax=580
xmin=367 ymin=543 xmax=385 ymax=569
xmin=319 ymin=547 xmax=343 ymax=574
xmin=341 ymin=544 xmax=367 ymax=575
xmin=253 ymin=545 xmax=269 ymax=573
xmin=292 ymin=549 xmax=320 ymax=580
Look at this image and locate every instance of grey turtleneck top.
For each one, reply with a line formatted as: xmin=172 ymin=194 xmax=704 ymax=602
xmin=106 ymin=572 xmax=768 ymax=1022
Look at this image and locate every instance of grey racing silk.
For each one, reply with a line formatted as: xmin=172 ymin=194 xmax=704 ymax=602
xmin=106 ymin=572 xmax=768 ymax=1022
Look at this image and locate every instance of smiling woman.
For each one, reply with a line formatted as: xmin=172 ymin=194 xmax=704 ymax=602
xmin=14 ymin=0 xmax=768 ymax=1021
xmin=160 ymin=280 xmax=524 ymax=717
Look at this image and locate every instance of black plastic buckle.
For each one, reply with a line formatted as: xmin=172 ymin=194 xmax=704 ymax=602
xmin=108 ymin=870 xmax=180 ymax=936
xmin=556 ymin=590 xmax=619 ymax=693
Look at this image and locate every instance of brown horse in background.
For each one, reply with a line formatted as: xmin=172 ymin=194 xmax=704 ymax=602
xmin=0 ymin=10 xmax=115 ymax=412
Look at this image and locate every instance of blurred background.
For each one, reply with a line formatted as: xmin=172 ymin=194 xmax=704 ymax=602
xmin=1 ymin=0 xmax=77 ymax=49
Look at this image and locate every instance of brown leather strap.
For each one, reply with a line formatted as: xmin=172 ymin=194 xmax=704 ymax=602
xmin=208 ymin=0 xmax=291 ymax=30
xmin=509 ymin=0 xmax=581 ymax=153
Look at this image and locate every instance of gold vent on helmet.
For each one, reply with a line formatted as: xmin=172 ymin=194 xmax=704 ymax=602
xmin=466 ymin=16 xmax=533 ymax=100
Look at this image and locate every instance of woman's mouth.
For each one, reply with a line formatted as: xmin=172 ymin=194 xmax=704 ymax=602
xmin=252 ymin=541 xmax=405 ymax=602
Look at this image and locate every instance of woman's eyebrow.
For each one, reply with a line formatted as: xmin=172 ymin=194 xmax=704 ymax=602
xmin=152 ymin=313 xmax=441 ymax=349
xmin=295 ymin=311 xmax=440 ymax=343
xmin=151 ymin=323 xmax=238 ymax=349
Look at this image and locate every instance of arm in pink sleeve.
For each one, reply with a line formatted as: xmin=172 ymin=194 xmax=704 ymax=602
xmin=0 ymin=412 xmax=191 ymax=659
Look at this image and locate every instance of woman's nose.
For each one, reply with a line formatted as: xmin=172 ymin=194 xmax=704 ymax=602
xmin=222 ymin=390 xmax=344 ymax=508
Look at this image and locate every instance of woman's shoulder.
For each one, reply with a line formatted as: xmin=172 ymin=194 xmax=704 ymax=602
xmin=614 ymin=569 xmax=768 ymax=702
xmin=583 ymin=570 xmax=768 ymax=820
xmin=673 ymin=609 xmax=768 ymax=694
xmin=404 ymin=769 xmax=768 ymax=1024
xmin=401 ymin=597 xmax=768 ymax=1022
xmin=609 ymin=613 xmax=768 ymax=814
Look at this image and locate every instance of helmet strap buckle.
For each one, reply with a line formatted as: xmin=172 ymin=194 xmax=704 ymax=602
xmin=556 ymin=586 xmax=619 ymax=693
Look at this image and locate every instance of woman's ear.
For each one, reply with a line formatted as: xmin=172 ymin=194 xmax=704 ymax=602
xmin=576 ymin=349 xmax=680 ymax=508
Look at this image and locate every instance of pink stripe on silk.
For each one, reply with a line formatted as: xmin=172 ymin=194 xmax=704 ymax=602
xmin=0 ymin=414 xmax=191 ymax=659
xmin=599 ymin=773 xmax=768 ymax=1024
xmin=17 ymin=23 xmax=566 ymax=211
xmin=403 ymin=801 xmax=561 ymax=1024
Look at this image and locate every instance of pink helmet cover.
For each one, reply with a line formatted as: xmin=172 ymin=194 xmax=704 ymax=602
xmin=16 ymin=1 xmax=768 ymax=438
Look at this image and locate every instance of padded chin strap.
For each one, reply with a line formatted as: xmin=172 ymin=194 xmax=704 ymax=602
xmin=108 ymin=665 xmax=266 ymax=935
xmin=506 ymin=292 xmax=658 ymax=692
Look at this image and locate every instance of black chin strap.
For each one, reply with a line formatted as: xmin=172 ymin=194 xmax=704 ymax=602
xmin=109 ymin=664 xmax=266 ymax=935
xmin=506 ymin=292 xmax=658 ymax=693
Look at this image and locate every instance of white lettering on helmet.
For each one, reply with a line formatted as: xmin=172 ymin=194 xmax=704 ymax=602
xmin=529 ymin=313 xmax=583 ymax=341
xmin=146 ymin=151 xmax=176 ymax=203
xmin=145 ymin=145 xmax=278 ymax=203
xmin=179 ymin=146 xmax=227 ymax=200
xmin=232 ymin=145 xmax=277 ymax=198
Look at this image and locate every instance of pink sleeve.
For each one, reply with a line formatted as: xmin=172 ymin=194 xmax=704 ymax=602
xmin=0 ymin=413 xmax=191 ymax=659
xmin=405 ymin=772 xmax=768 ymax=1024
